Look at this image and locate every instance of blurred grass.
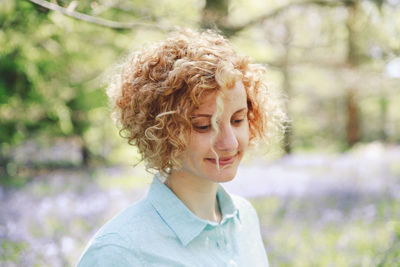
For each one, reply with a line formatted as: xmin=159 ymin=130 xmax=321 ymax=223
xmin=95 ymin=168 xmax=152 ymax=190
xmin=0 ymin=241 xmax=28 ymax=264
xmin=252 ymin=196 xmax=400 ymax=267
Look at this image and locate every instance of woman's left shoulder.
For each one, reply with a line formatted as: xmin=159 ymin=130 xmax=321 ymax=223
xmin=229 ymin=193 xmax=258 ymax=217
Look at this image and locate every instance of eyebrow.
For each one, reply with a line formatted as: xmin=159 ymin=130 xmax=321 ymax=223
xmin=191 ymin=107 xmax=248 ymax=118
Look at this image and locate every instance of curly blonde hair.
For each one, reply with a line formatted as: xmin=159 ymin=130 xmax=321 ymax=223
xmin=107 ymin=29 xmax=283 ymax=175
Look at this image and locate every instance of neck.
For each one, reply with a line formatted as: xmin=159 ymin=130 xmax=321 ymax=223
xmin=165 ymin=170 xmax=222 ymax=223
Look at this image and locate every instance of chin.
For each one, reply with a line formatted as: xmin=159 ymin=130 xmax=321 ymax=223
xmin=208 ymin=166 xmax=238 ymax=183
xmin=217 ymin=175 xmax=236 ymax=183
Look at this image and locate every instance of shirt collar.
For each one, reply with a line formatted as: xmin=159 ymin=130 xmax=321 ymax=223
xmin=147 ymin=175 xmax=240 ymax=246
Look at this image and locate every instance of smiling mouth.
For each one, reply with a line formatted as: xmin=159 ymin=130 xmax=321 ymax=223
xmin=205 ymin=153 xmax=238 ymax=166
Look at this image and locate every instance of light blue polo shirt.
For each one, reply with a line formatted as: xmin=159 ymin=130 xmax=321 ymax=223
xmin=77 ymin=175 xmax=269 ymax=266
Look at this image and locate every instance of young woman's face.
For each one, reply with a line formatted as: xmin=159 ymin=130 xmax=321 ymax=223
xmin=179 ymin=81 xmax=249 ymax=183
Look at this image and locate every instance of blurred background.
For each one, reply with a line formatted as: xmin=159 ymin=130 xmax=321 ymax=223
xmin=0 ymin=0 xmax=399 ymax=266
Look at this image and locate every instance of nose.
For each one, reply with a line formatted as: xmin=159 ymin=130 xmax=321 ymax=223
xmin=213 ymin=124 xmax=239 ymax=152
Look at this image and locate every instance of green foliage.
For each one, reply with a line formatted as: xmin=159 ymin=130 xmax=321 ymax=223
xmin=0 ymin=0 xmax=124 ymax=148
xmin=1 ymin=1 xmax=62 ymax=144
xmin=0 ymin=240 xmax=29 ymax=264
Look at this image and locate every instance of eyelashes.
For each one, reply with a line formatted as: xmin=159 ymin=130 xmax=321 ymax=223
xmin=232 ymin=119 xmax=244 ymax=125
xmin=194 ymin=125 xmax=211 ymax=131
xmin=193 ymin=118 xmax=245 ymax=132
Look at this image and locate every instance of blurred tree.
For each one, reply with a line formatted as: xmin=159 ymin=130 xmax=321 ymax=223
xmin=343 ymin=0 xmax=398 ymax=146
xmin=0 ymin=0 xmax=131 ymax=169
xmin=345 ymin=0 xmax=361 ymax=146
xmin=201 ymin=0 xmax=229 ymax=30
xmin=281 ymin=22 xmax=293 ymax=154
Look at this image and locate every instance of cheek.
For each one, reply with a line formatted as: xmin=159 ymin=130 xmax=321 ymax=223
xmin=185 ymin=136 xmax=211 ymax=162
xmin=189 ymin=132 xmax=212 ymax=150
xmin=239 ymin=123 xmax=250 ymax=144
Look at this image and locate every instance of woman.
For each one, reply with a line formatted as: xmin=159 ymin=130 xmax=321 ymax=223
xmin=78 ymin=29 xmax=282 ymax=267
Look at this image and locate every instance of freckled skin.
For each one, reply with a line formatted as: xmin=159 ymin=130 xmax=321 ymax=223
xmin=177 ymin=81 xmax=250 ymax=184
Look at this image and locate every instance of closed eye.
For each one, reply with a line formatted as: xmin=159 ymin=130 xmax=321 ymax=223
xmin=232 ymin=118 xmax=245 ymax=126
xmin=193 ymin=125 xmax=211 ymax=132
xmin=195 ymin=125 xmax=210 ymax=130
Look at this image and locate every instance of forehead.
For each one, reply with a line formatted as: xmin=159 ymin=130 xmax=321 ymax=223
xmin=194 ymin=81 xmax=247 ymax=114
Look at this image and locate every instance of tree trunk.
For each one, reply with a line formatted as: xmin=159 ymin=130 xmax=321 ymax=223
xmin=282 ymin=59 xmax=292 ymax=154
xmin=345 ymin=88 xmax=360 ymax=146
xmin=379 ymin=93 xmax=388 ymax=141
xmin=282 ymin=23 xmax=292 ymax=154
xmin=201 ymin=0 xmax=229 ymax=31
xmin=345 ymin=1 xmax=361 ymax=147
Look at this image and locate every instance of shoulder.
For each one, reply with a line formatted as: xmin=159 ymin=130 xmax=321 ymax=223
xmin=230 ymin=194 xmax=260 ymax=224
xmin=96 ymin=198 xmax=154 ymax=238
xmin=78 ymin=198 xmax=156 ymax=266
xmin=230 ymin=194 xmax=256 ymax=213
xmin=77 ymin=232 xmax=144 ymax=267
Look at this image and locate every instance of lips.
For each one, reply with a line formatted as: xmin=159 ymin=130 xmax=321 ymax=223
xmin=205 ymin=153 xmax=238 ymax=166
